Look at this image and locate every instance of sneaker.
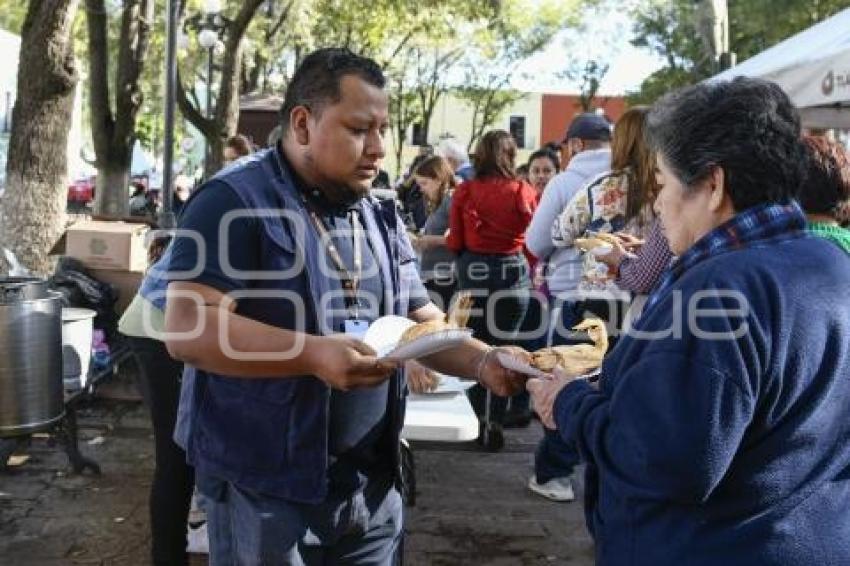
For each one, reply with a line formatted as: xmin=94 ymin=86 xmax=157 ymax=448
xmin=528 ymin=476 xmax=575 ymax=502
xmin=186 ymin=521 xmax=209 ymax=554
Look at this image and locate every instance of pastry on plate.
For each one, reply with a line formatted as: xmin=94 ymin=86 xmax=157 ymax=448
xmin=575 ymin=231 xmax=620 ymax=252
xmin=530 ymin=318 xmax=608 ymax=375
xmin=399 ymin=291 xmax=473 ymax=344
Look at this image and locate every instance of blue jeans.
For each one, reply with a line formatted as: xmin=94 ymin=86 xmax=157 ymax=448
xmin=535 ymin=428 xmax=581 ymax=483
xmin=202 ymin=474 xmax=403 ymax=566
xmin=534 ymin=298 xmax=582 ymax=482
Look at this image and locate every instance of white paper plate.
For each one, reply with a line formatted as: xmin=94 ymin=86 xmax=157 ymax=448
xmin=363 ymin=315 xmax=416 ymax=354
xmin=495 ymin=351 xmax=549 ymax=379
xmin=589 ymin=244 xmax=613 ymax=256
xmin=382 ymin=328 xmax=474 ymax=361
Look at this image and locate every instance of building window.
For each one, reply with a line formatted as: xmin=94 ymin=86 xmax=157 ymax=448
xmin=411 ymin=122 xmax=426 ymax=146
xmin=509 ymin=115 xmax=526 ymax=149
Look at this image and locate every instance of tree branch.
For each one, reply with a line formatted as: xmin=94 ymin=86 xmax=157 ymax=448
xmin=266 ymin=0 xmax=293 ymax=40
xmin=176 ymin=67 xmax=213 ymax=138
xmin=214 ymin=0 xmax=265 ymax=128
xmin=382 ymin=27 xmax=417 ymax=69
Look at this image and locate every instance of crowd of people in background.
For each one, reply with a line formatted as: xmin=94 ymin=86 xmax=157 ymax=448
xmin=125 ymin=134 xmax=256 ymax=222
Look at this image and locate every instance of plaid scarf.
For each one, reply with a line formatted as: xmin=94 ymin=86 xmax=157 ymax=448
xmin=644 ymin=201 xmax=807 ymax=313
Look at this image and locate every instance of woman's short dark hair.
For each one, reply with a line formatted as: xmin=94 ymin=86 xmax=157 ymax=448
xmin=473 ymin=130 xmax=517 ymax=179
xmin=800 ymin=135 xmax=850 ymax=217
xmin=647 ymin=77 xmax=806 ymax=211
xmin=279 ymin=48 xmax=385 ymax=132
xmin=527 ymin=148 xmax=560 ymax=171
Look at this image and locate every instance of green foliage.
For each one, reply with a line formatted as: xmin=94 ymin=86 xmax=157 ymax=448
xmin=455 ymin=0 xmax=584 ymax=149
xmin=729 ymin=0 xmax=850 ymax=60
xmin=0 ymin=1 xmax=27 ymax=34
xmin=559 ymin=60 xmax=610 ymax=111
xmin=455 ymin=82 xmax=524 ymax=152
xmin=626 ymin=66 xmax=694 ymax=106
xmin=629 ymin=0 xmax=850 ymax=104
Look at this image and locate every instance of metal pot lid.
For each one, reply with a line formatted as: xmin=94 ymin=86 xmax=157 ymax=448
xmin=0 ymin=277 xmax=49 ymax=303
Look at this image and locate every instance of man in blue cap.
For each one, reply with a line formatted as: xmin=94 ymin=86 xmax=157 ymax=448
xmin=162 ymin=47 xmax=528 ymax=565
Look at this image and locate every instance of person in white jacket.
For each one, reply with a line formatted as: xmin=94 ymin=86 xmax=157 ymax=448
xmin=526 ymin=114 xmax=612 ymax=303
xmin=523 ymin=113 xmax=611 ymax=502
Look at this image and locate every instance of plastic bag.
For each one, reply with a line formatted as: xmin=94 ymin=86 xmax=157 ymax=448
xmin=49 ymin=257 xmax=119 ymax=341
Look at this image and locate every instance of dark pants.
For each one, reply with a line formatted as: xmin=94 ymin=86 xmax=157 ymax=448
xmin=424 ymin=276 xmax=456 ymax=314
xmin=128 ymin=336 xmax=195 ymax=566
xmin=456 ymin=251 xmax=530 ymax=424
xmin=509 ymin=288 xmax=550 ymax=416
xmin=536 ymin=428 xmax=581 ymax=483
xmin=203 ymin=474 xmax=403 ymax=566
xmin=533 ymin=300 xmax=583 ymax=482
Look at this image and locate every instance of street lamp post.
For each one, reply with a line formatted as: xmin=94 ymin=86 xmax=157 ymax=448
xmin=159 ymin=0 xmax=180 ymax=230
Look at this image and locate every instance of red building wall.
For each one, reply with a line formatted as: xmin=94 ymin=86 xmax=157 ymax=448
xmin=539 ymin=94 xmax=627 ymax=146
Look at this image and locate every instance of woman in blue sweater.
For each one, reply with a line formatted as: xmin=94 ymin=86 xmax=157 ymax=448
xmin=528 ymin=77 xmax=850 ymax=565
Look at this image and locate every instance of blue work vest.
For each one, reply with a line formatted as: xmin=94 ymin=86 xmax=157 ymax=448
xmin=166 ymin=148 xmax=415 ymax=503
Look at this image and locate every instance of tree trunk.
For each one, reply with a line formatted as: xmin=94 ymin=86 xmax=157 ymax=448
xmin=87 ymin=0 xmax=154 ymax=219
xmin=0 ymin=0 xmax=80 ymax=276
xmin=94 ymin=164 xmax=130 ymax=217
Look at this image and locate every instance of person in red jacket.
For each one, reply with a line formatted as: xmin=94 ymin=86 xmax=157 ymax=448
xmin=447 ymin=129 xmax=538 ymax=448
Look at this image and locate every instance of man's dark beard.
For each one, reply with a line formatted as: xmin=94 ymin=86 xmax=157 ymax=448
xmin=319 ymin=182 xmax=369 ymax=206
xmin=304 ymin=152 xmax=370 ymax=205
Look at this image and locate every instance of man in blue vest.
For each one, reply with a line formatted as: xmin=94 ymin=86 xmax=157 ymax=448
xmin=163 ymin=47 xmax=528 ymax=565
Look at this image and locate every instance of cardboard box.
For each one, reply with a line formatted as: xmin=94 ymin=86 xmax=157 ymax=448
xmin=89 ymin=269 xmax=144 ymax=315
xmin=64 ymin=220 xmax=149 ymax=272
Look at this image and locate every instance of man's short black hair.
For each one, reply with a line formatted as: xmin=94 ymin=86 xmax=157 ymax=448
xmin=279 ymin=48 xmax=385 ymax=132
xmin=647 ymin=77 xmax=806 ymax=211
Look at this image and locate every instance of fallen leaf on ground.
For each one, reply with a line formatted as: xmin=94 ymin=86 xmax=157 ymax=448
xmin=7 ymin=455 xmax=30 ymax=467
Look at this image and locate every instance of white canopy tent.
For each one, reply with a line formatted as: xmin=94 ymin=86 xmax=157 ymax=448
xmin=711 ymin=8 xmax=850 ymax=129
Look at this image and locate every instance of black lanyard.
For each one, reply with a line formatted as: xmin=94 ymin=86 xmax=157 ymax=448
xmin=303 ymin=203 xmax=364 ymax=319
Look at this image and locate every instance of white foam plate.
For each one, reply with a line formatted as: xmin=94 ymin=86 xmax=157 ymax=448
xmin=589 ymin=244 xmax=613 ymax=256
xmin=382 ymin=328 xmax=474 ymax=361
xmin=495 ymin=351 xmax=549 ymax=379
xmin=363 ymin=315 xmax=416 ymax=355
xmin=364 ymin=315 xmax=474 ymax=361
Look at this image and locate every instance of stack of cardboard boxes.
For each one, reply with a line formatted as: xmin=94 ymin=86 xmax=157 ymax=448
xmin=61 ymin=220 xmax=150 ymax=315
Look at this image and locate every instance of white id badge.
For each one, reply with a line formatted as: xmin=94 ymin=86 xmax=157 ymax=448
xmin=343 ymin=319 xmax=370 ymax=340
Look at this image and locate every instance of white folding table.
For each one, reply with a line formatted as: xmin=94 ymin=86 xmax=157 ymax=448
xmin=402 ymin=390 xmax=479 ymax=442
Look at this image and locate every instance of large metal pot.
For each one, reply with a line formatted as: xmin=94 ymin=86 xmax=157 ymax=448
xmin=0 ymin=277 xmax=64 ymax=437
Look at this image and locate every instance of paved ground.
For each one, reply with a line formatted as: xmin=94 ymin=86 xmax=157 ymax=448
xmin=1 ymin=394 xmax=594 ymax=565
